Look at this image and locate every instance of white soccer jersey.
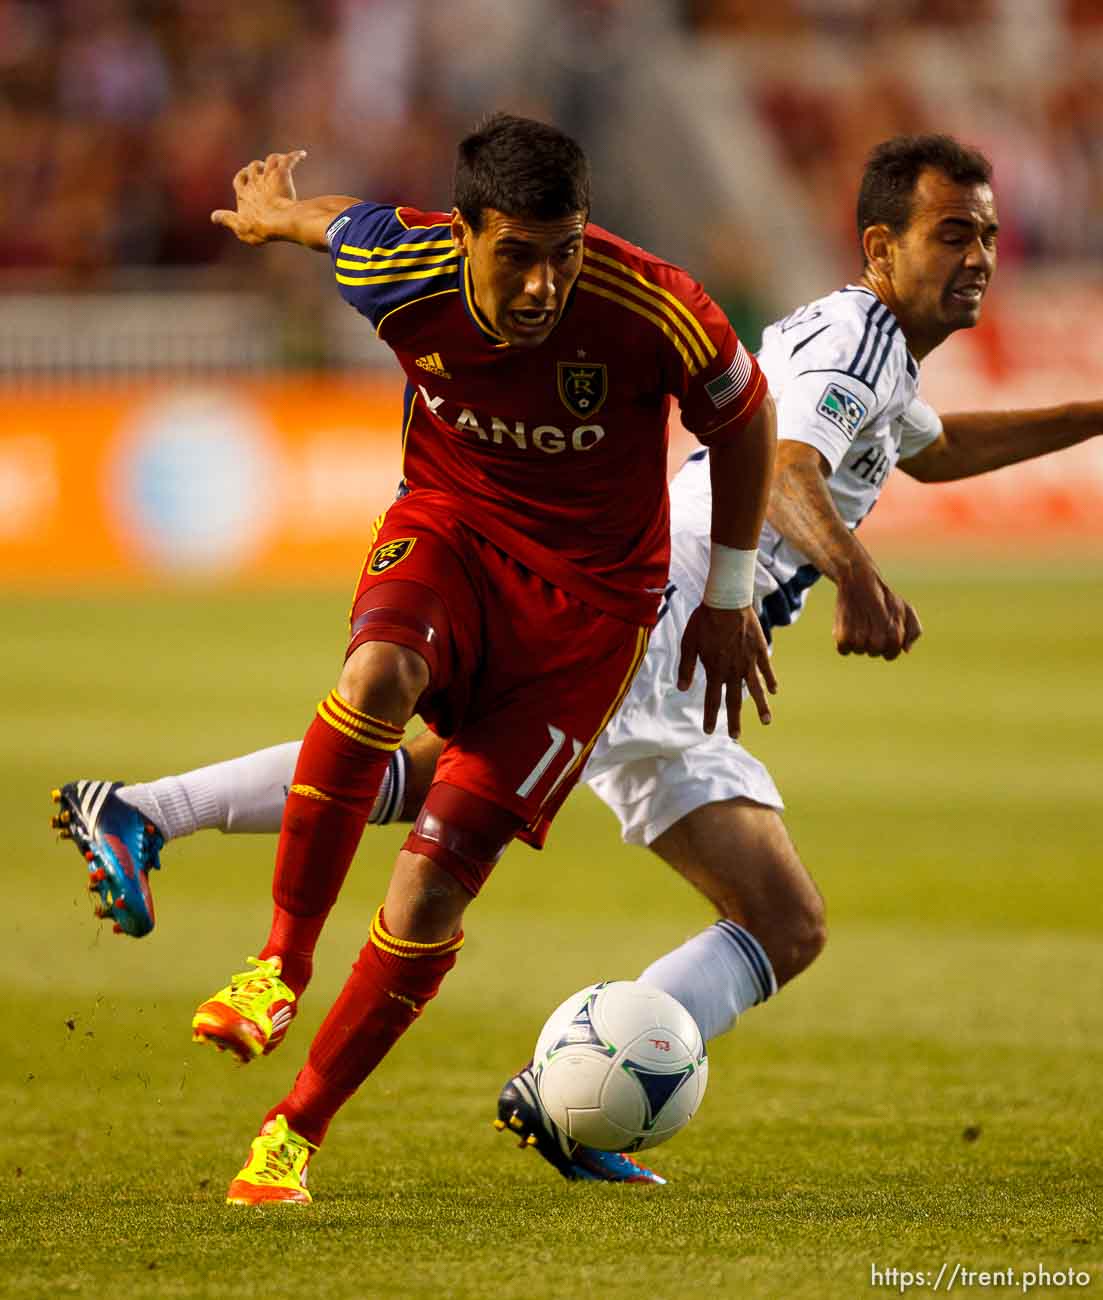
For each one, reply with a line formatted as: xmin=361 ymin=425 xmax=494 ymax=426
xmin=666 ymin=284 xmax=942 ymax=638
xmin=584 ymin=285 xmax=942 ymax=845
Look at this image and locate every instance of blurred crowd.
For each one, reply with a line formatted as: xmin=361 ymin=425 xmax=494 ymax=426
xmin=0 ymin=0 xmax=650 ymax=282
xmin=1 ymin=0 xmax=1100 ymax=297
xmin=696 ymin=0 xmax=1103 ymax=272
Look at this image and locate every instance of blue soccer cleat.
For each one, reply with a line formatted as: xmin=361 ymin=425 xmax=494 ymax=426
xmin=495 ymin=1066 xmax=666 ymax=1185
xmin=51 ymin=781 xmax=163 ymax=938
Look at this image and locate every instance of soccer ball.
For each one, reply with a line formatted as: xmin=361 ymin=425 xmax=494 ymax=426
xmin=533 ymin=980 xmax=708 ymax=1153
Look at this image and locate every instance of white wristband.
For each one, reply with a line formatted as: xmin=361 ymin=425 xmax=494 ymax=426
xmin=702 ymin=542 xmax=757 ymax=609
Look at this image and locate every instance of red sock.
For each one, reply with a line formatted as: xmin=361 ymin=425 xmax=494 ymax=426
xmin=264 ymin=907 xmax=463 ymax=1146
xmin=259 ymin=691 xmax=404 ymax=996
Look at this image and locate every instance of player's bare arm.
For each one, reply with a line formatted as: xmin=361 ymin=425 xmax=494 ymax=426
xmin=678 ymin=398 xmax=778 ymax=740
xmin=211 ymin=151 xmax=362 ymax=251
xmin=899 ymin=402 xmax=1102 ymax=482
xmin=768 ymin=440 xmax=921 ymax=661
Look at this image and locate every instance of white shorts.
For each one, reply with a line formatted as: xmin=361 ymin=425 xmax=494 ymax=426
xmin=582 ymin=575 xmax=783 ymax=848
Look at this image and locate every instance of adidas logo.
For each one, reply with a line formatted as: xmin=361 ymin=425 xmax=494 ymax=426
xmin=415 ymin=352 xmax=451 ymax=378
xmin=76 ymin=779 xmax=114 ymax=830
xmin=269 ymin=1005 xmax=295 ymax=1040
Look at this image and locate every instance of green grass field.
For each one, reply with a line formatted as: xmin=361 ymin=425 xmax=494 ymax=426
xmin=2 ymin=565 xmax=1100 ymax=1299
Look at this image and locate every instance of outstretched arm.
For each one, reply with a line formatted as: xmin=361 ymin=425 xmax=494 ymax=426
xmin=767 ymin=440 xmax=921 ymax=660
xmin=900 ymin=403 xmax=1102 ymax=483
xmin=211 ymin=151 xmax=363 ymax=252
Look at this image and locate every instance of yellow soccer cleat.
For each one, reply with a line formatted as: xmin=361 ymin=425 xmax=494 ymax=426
xmin=191 ymin=956 xmax=297 ymax=1063
xmin=226 ymin=1114 xmax=316 ymax=1206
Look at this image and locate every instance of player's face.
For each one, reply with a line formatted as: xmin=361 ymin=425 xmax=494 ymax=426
xmin=452 ymin=208 xmax=587 ymax=347
xmin=886 ymin=169 xmax=999 ymax=355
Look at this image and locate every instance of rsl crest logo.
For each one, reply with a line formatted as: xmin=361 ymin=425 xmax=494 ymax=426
xmin=557 ymin=361 xmax=608 ymax=419
xmin=368 ymin=537 xmax=416 ymax=574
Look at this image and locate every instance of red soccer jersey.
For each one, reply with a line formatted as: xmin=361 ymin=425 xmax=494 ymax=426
xmin=327 ymin=203 xmax=766 ymax=625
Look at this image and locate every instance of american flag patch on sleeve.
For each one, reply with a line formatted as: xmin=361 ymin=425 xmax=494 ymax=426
xmin=705 ymin=342 xmax=753 ymax=409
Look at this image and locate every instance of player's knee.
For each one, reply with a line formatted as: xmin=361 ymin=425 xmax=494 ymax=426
xmin=347 ymin=578 xmax=455 ymax=700
xmin=758 ymin=888 xmax=826 ymax=987
xmin=719 ymin=871 xmax=826 ymax=988
xmin=404 ymin=782 xmax=523 ymax=898
xmin=778 ymin=888 xmax=827 ymax=984
xmin=338 ymin=640 xmax=429 ymax=723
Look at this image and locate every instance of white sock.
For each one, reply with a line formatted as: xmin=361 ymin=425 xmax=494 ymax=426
xmin=369 ymin=744 xmax=408 ymax=826
xmin=116 ymin=742 xmax=300 ymax=839
xmin=116 ymin=743 xmax=410 ymax=842
xmin=638 ymin=920 xmax=778 ymax=1042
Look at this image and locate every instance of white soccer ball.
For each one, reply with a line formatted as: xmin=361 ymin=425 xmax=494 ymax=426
xmin=533 ymin=980 xmax=708 ymax=1153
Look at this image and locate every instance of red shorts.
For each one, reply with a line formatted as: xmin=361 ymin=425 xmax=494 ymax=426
xmin=348 ymin=490 xmax=649 ymax=846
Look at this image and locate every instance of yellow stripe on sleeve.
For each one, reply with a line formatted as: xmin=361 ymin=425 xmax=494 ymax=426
xmin=336 ymin=251 xmax=458 ymax=272
xmin=336 ymin=263 xmax=459 ymax=288
xmin=585 ymin=249 xmax=717 ymax=363
xmin=340 ymin=239 xmax=454 ymax=258
xmin=577 ymin=278 xmax=698 ymax=374
xmin=580 ymin=263 xmax=710 ymax=370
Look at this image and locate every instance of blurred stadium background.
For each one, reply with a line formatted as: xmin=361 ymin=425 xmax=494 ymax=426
xmin=3 ymin=5 xmax=1100 ymax=1296
xmin=2 ymin=0 xmax=1103 ymax=579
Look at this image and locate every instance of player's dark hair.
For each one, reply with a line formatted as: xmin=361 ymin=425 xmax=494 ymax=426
xmin=857 ymin=134 xmax=993 ymax=252
xmin=453 ymin=113 xmax=591 ymax=231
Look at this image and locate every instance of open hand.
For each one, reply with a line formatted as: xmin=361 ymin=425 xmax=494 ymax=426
xmin=211 ymin=151 xmax=308 ymax=245
xmin=677 ymin=604 xmax=777 ymax=738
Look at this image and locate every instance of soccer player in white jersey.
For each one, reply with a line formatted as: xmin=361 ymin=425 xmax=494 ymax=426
xmin=53 ymin=134 xmax=1103 ymax=1185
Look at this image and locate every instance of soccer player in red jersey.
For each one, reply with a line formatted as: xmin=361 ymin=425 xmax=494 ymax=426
xmin=186 ymin=115 xmax=776 ymax=1203
xmin=55 ymin=132 xmax=1103 ymax=1193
